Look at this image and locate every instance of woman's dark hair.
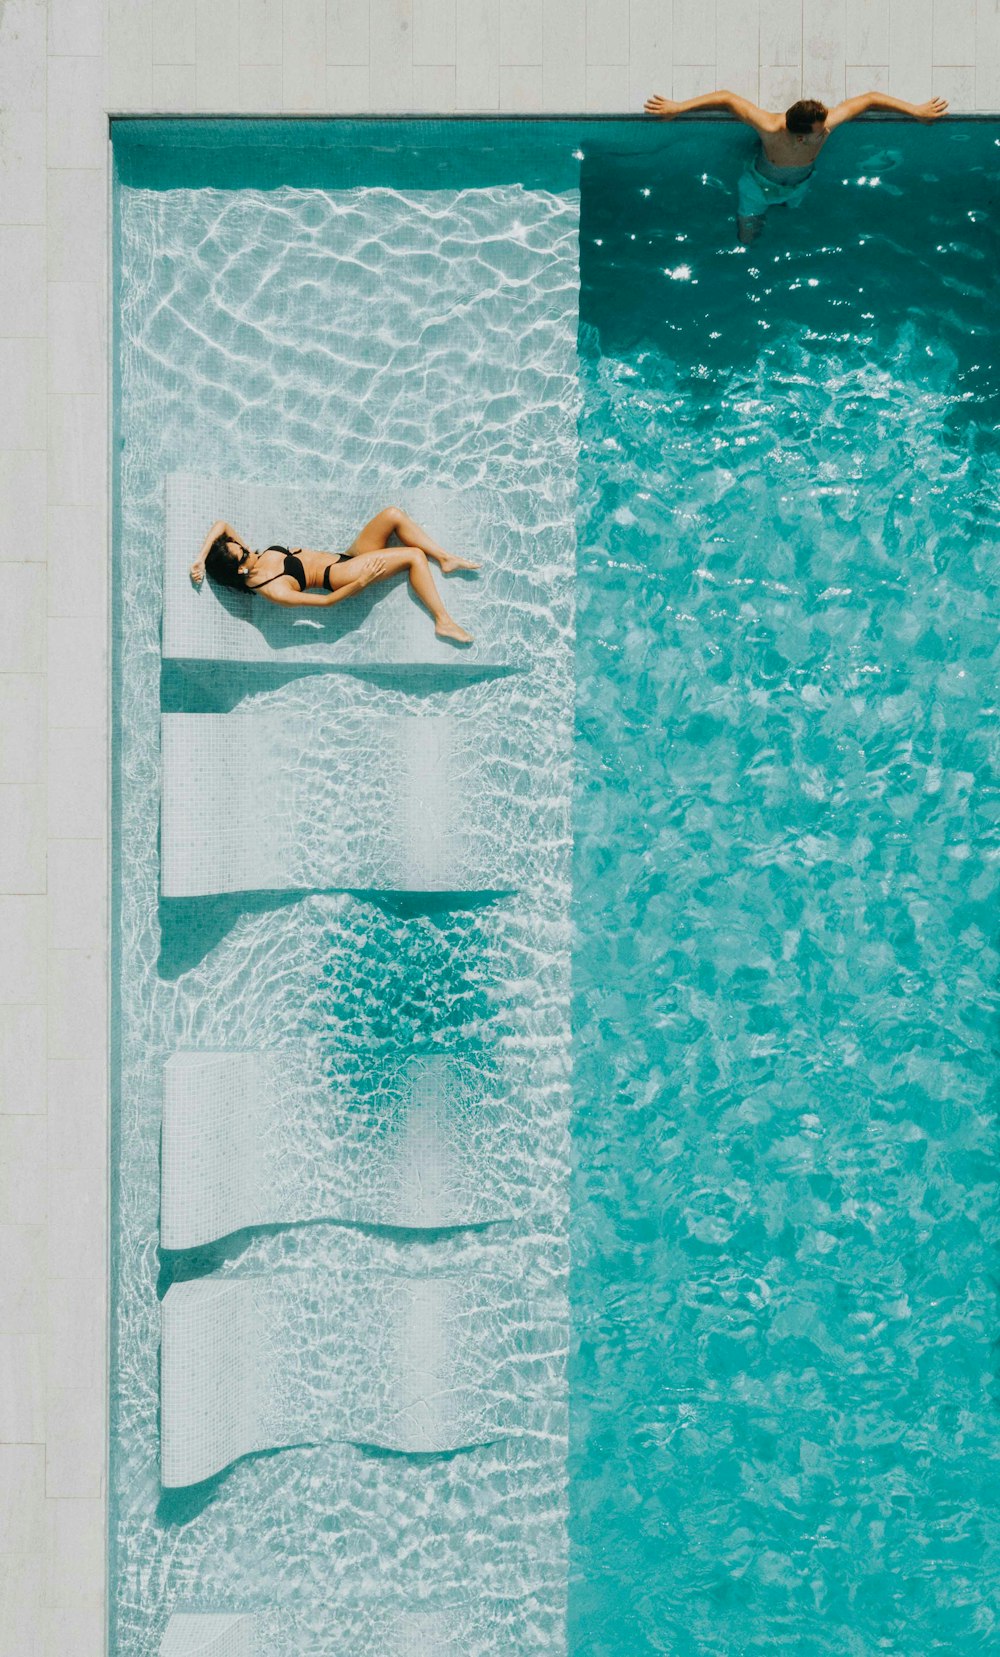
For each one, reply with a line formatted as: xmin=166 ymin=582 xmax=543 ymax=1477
xmin=204 ymin=534 xmax=249 ymax=591
xmin=786 ymin=98 xmax=828 ymax=133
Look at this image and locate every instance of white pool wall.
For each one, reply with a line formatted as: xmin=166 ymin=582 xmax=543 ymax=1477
xmin=0 ymin=0 xmax=996 ymax=1651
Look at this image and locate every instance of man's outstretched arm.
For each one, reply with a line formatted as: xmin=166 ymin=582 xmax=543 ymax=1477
xmin=826 ymin=92 xmax=948 ymax=128
xmin=644 ymin=90 xmax=779 ymax=135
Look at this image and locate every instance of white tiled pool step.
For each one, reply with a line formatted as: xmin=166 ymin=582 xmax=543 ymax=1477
xmin=159 ymin=698 xmax=553 ymax=897
xmin=160 ymin=1614 xmax=258 ymax=1656
xmin=161 ymin=1050 xmax=545 ymax=1249
xmin=160 ymin=1607 xmax=472 ymax=1654
xmin=160 ymin=710 xmax=450 ymax=895
xmin=160 ymin=1270 xmax=565 ymax=1485
xmin=164 ymin=476 xmax=527 ymax=670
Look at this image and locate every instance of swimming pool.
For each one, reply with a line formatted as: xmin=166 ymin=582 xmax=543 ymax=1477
xmin=112 ymin=118 xmax=1000 ymax=1653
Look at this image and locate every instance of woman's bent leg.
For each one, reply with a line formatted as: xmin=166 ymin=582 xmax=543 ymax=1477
xmin=336 ymin=547 xmax=472 ymax=644
xmin=347 ymin=506 xmax=478 ymax=573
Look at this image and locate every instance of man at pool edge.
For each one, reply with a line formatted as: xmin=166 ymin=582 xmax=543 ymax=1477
xmin=644 ymin=88 xmax=948 ymax=243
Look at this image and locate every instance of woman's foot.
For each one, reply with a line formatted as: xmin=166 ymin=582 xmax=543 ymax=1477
xmin=438 ymin=554 xmax=480 ymax=573
xmin=435 ymin=617 xmax=473 ymax=645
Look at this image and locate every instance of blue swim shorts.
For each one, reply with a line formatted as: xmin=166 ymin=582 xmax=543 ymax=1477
xmin=737 ymin=159 xmax=813 ymax=220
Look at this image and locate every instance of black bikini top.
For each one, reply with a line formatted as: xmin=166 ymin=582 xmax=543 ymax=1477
xmin=246 ymin=544 xmax=344 ymax=593
xmin=248 ymin=545 xmax=307 ymax=591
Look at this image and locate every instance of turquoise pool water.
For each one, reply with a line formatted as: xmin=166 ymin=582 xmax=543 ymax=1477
xmin=112 ymin=120 xmax=580 ymax=1656
xmin=111 ymin=119 xmax=1000 ymax=1654
xmin=571 ymin=124 xmax=1000 ymax=1652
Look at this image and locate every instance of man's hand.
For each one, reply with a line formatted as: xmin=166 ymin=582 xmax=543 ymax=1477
xmin=644 ymin=95 xmax=681 ymax=118
xmin=190 ymin=562 xmax=205 ymax=586
xmin=915 ymin=96 xmax=948 ymax=121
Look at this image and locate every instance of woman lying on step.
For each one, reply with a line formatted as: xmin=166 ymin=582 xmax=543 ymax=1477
xmin=190 ymin=505 xmax=477 ymax=645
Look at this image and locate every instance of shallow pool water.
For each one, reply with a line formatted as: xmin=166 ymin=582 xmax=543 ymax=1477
xmin=570 ymin=122 xmax=1000 ymax=1653
xmin=112 ymin=124 xmax=579 ymax=1655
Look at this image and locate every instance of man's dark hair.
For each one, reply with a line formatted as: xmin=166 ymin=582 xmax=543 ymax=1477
xmin=785 ymin=98 xmax=828 ymax=133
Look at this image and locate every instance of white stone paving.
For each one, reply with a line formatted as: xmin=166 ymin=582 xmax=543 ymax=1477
xmin=0 ymin=0 xmax=994 ymax=1650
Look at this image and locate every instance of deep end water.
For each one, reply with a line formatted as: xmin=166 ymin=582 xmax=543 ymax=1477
xmin=570 ymin=122 xmax=1000 ymax=1654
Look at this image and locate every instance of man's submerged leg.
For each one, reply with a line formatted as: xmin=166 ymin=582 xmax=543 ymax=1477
xmin=737 ymin=211 xmax=766 ymax=245
xmin=737 ymin=163 xmax=770 ymax=245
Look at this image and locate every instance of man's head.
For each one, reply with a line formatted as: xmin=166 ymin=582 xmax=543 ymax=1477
xmin=785 ymin=98 xmax=828 ymax=134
